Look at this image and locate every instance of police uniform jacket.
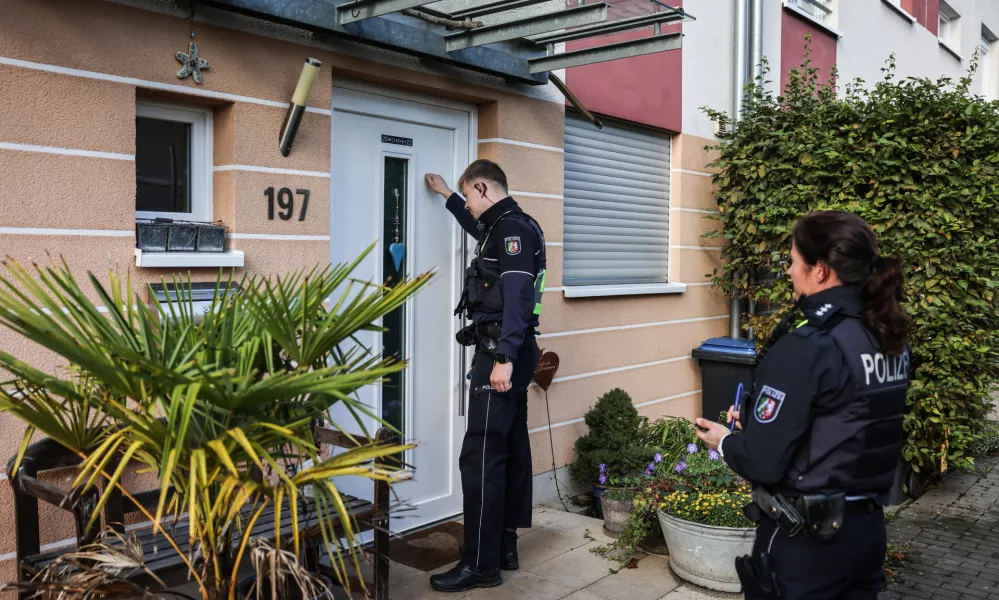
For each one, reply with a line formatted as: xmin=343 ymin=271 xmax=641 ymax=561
xmin=447 ymin=194 xmax=546 ymax=360
xmin=720 ymin=285 xmax=911 ymax=507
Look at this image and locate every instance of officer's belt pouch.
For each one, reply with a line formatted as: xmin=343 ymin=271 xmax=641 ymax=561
xmin=751 ymin=488 xmax=804 ymax=537
xmin=797 ymin=493 xmax=846 ymax=541
xmin=743 ymin=501 xmax=763 ymax=524
xmin=455 ymin=324 xmax=480 ymax=347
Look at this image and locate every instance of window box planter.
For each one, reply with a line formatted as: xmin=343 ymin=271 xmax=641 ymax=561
xmin=657 ymin=511 xmax=755 ymax=592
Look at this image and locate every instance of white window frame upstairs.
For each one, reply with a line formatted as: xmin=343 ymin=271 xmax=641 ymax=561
xmin=982 ymin=36 xmax=994 ymax=99
xmin=784 ymin=0 xmax=840 ymax=36
xmin=937 ymin=1 xmax=962 ymax=57
xmin=135 ymin=102 xmax=214 ymax=223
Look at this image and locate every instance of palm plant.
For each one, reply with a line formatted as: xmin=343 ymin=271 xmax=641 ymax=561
xmin=0 ymin=245 xmax=432 ymax=600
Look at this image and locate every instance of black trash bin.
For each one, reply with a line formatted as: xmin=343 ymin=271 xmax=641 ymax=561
xmin=692 ymin=337 xmax=757 ymax=423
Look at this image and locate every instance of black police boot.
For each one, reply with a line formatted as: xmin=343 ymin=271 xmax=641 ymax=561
xmin=429 ymin=564 xmax=502 ymax=593
xmin=500 ymin=530 xmax=519 ymax=570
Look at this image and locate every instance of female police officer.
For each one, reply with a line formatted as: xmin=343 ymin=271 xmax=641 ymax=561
xmin=695 ymin=210 xmax=912 ymax=599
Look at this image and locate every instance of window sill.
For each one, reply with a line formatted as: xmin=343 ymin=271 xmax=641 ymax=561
xmin=134 ymin=249 xmax=245 ymax=268
xmin=939 ymin=39 xmax=963 ymax=61
xmin=881 ymin=0 xmax=917 ymax=24
xmin=563 ymin=282 xmax=687 ymax=298
xmin=782 ymin=2 xmax=843 ymax=39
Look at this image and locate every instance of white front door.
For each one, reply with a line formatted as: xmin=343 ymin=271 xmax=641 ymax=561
xmin=330 ymin=84 xmax=473 ymax=533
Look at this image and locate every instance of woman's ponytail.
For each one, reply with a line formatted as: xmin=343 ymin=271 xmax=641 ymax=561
xmin=861 ymin=255 xmax=910 ymax=355
xmin=794 ymin=211 xmax=912 ymax=355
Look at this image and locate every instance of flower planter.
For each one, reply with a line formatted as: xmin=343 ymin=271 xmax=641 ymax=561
xmin=600 ymin=493 xmax=634 ymax=536
xmin=592 ymin=484 xmax=635 ymax=519
xmin=657 ymin=510 xmax=755 ymax=592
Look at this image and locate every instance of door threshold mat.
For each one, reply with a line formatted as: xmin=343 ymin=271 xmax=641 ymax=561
xmin=389 ymin=520 xmax=464 ymax=572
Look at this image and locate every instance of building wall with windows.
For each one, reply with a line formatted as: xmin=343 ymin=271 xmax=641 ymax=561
xmin=0 ymin=0 xmax=572 ymax=582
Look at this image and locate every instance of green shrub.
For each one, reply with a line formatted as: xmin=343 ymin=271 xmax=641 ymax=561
xmin=703 ymin=45 xmax=999 ymax=475
xmin=570 ymin=388 xmax=648 ymax=486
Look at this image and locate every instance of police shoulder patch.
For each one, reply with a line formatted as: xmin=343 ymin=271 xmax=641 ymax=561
xmin=754 ymin=385 xmax=786 ymax=424
xmin=505 ymin=236 xmax=521 ymax=255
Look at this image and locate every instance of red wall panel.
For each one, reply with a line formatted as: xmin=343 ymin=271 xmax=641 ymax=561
xmin=562 ymin=0 xmax=682 ymax=131
xmin=781 ymin=7 xmax=837 ymax=94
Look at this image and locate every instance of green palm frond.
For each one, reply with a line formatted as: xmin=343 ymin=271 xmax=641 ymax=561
xmin=0 ymin=244 xmax=433 ymax=600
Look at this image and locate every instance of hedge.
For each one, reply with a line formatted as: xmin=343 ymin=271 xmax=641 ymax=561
xmin=703 ymin=46 xmax=999 ymax=475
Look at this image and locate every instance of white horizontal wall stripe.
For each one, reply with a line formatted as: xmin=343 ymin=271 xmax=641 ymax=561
xmin=214 ymin=165 xmax=330 ymax=178
xmin=0 ymin=472 xmax=7 ymax=481
xmin=671 ymin=245 xmax=725 ymax=251
xmin=229 ymin=233 xmax=331 ymax=241
xmin=684 ymin=281 xmax=715 ymax=287
xmin=540 ymin=355 xmax=693 ymax=384
xmin=0 ymin=56 xmax=332 ymax=115
xmin=634 ymin=389 xmax=702 ymax=408
xmin=545 ymin=242 xmax=563 ymax=247
xmin=0 ymin=551 xmax=13 ymax=562
xmin=538 ymin=314 xmax=727 ymax=339
xmin=671 ymin=168 xmax=715 ymax=177
xmin=0 ymin=141 xmax=134 ymax=161
xmin=529 ymin=389 xmax=704 ymax=434
xmin=511 ymin=191 xmax=564 ymax=200
xmin=478 ymin=138 xmax=564 ymax=153
xmin=0 ymin=227 xmax=134 ymax=237
xmin=543 ymin=286 xmax=564 ymax=293
xmin=674 ymin=207 xmax=718 ymax=215
xmin=528 ymin=417 xmax=584 ymax=435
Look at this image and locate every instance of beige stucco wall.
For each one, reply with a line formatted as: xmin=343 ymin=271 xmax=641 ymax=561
xmin=0 ymin=0 xmax=723 ymax=588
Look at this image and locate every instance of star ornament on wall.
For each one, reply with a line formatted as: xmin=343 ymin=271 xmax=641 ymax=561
xmin=176 ymin=41 xmax=210 ymax=84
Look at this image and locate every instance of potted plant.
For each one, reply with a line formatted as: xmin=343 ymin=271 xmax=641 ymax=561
xmin=656 ymin=442 xmax=755 ymax=592
xmin=0 ymin=246 xmax=428 ymax=600
xmin=569 ymin=388 xmax=648 ymax=518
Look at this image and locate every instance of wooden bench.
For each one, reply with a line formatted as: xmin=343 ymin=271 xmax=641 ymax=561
xmin=6 ymin=422 xmax=395 ymax=600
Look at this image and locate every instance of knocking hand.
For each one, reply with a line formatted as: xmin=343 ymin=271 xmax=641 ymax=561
xmin=425 ymin=173 xmax=453 ymax=198
xmin=490 ymin=361 xmax=513 ymax=393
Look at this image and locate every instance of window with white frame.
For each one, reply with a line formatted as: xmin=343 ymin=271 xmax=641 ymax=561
xmin=982 ymin=28 xmax=997 ymax=100
xmin=789 ymin=0 xmax=834 ymax=25
xmin=938 ymin=2 xmax=960 ymax=49
xmin=135 ymin=102 xmax=213 ymax=223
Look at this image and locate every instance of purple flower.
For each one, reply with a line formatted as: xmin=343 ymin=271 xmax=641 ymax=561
xmin=708 ymin=449 xmax=720 ymax=461
xmin=674 ymin=461 xmax=687 ymax=473
xmin=599 ymin=473 xmax=608 ymax=485
xmin=645 ymin=464 xmax=655 ymax=475
xmin=599 ymin=463 xmax=606 ymax=473
xmin=687 ymin=443 xmax=699 ymax=454
xmin=654 ymin=453 xmax=663 ymax=463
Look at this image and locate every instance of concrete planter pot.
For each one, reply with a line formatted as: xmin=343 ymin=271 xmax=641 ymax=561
xmin=600 ymin=493 xmax=634 ymax=536
xmin=657 ymin=511 xmax=755 ymax=592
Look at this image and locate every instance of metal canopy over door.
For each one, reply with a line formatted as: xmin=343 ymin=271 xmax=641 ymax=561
xmin=329 ymin=84 xmax=472 ymax=533
xmin=563 ymin=112 xmax=671 ymax=286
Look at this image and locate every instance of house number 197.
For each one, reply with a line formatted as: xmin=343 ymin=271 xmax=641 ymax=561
xmin=265 ymin=187 xmax=310 ymax=221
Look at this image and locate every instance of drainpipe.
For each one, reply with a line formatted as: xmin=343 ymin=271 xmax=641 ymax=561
xmin=746 ymin=0 xmax=763 ymax=340
xmin=729 ymin=0 xmax=750 ymax=339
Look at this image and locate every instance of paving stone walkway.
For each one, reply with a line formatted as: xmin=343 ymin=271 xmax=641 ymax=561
xmin=880 ymin=454 xmax=999 ymax=600
xmin=383 ymin=508 xmax=740 ymax=600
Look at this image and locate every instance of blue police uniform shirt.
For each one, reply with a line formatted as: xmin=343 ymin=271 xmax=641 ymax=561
xmin=447 ymin=193 xmax=542 ymax=360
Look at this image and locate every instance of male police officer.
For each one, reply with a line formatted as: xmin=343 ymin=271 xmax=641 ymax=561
xmin=424 ymin=160 xmax=546 ymax=592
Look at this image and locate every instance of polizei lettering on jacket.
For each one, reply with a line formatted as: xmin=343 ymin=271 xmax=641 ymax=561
xmin=861 ymin=350 xmax=910 ymax=386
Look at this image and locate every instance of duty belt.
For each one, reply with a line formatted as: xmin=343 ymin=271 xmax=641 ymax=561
xmin=747 ymin=488 xmax=874 ymax=541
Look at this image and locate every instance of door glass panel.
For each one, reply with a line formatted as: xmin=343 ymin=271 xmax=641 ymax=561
xmin=381 ymin=157 xmax=408 ymax=439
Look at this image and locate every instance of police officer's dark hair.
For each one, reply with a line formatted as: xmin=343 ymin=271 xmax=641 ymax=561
xmin=458 ymin=159 xmax=509 ymax=193
xmin=793 ymin=210 xmax=911 ymax=355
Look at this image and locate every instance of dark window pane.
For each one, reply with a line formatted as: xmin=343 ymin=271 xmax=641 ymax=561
xmin=381 ymin=157 xmax=408 ymax=443
xmin=136 ymin=117 xmax=192 ymax=214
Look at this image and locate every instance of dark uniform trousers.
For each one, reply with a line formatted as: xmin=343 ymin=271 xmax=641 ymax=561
xmin=747 ymin=504 xmax=887 ymax=600
xmin=459 ymin=338 xmax=538 ymax=570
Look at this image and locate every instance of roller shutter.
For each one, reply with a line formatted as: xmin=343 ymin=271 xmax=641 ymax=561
xmin=563 ymin=112 xmax=671 ymax=286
